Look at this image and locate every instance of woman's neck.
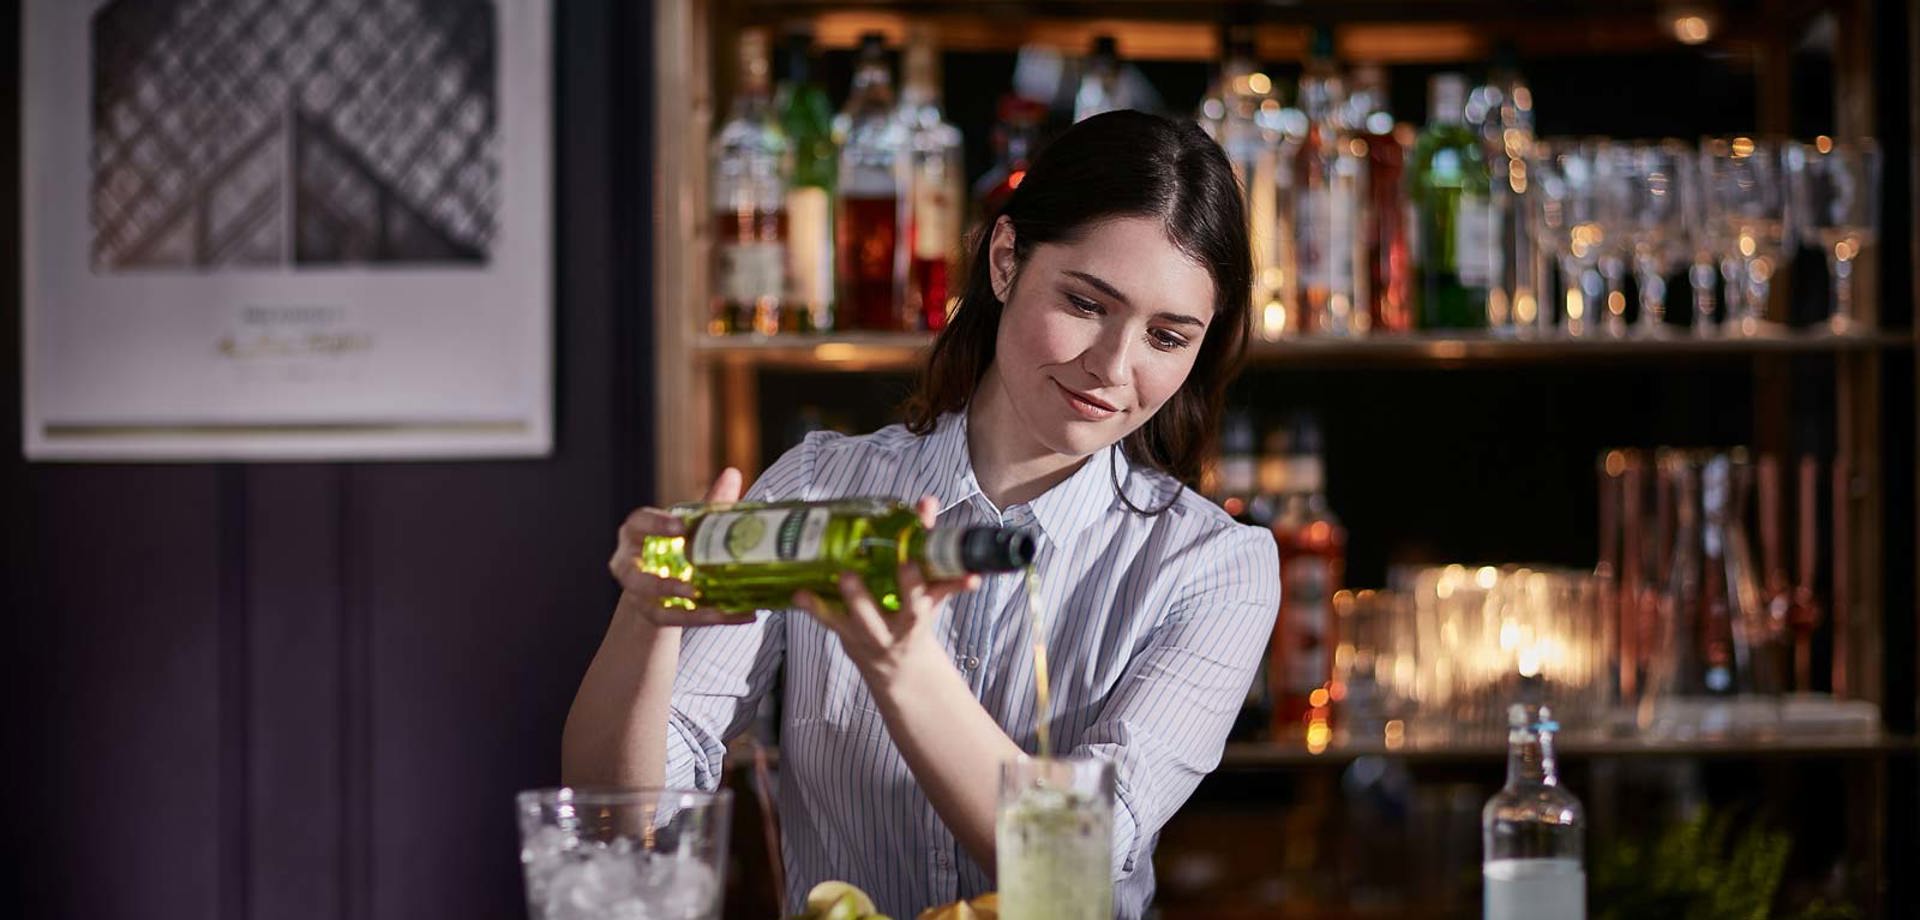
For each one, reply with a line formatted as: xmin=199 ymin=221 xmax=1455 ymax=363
xmin=966 ymin=365 xmax=1094 ymax=510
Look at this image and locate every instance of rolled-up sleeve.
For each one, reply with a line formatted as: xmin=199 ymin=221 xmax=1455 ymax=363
xmin=1069 ymin=523 xmax=1281 ymax=879
xmin=660 ymin=436 xmax=821 ymax=791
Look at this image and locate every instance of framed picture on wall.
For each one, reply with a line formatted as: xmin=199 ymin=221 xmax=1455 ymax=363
xmin=21 ymin=0 xmax=552 ymax=460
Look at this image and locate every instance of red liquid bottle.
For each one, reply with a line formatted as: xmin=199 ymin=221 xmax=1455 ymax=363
xmin=1267 ymin=417 xmax=1347 ymax=737
xmin=836 ymin=32 xmax=908 ymax=331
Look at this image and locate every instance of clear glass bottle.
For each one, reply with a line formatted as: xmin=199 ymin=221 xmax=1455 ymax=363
xmin=1654 ymin=450 xmax=1772 ymax=701
xmin=708 ymin=28 xmax=789 ymax=335
xmin=1482 ymin=703 xmax=1585 ymax=920
xmin=1411 ymin=73 xmax=1495 ymax=329
xmin=836 ymin=32 xmax=909 ymax=331
xmin=900 ymin=26 xmax=964 ymax=332
xmin=1292 ymin=26 xmax=1368 ymax=336
xmin=1476 ymin=44 xmax=1541 ymax=334
xmin=776 ymin=28 xmax=836 ymax=332
xmin=1074 ymin=35 xmax=1123 ymax=122
xmin=1209 ymin=24 xmax=1291 ymax=337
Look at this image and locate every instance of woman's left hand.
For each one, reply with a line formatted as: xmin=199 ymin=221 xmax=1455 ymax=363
xmin=792 ymin=496 xmax=982 ymax=689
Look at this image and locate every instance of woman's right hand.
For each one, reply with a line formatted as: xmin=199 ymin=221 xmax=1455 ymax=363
xmin=606 ymin=467 xmax=749 ymax=628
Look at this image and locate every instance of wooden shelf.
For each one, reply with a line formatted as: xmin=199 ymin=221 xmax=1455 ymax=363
xmin=1217 ymin=732 xmax=1919 ymax=768
xmin=691 ymin=329 xmax=1914 ymax=372
xmin=731 ymin=0 xmax=1758 ymax=63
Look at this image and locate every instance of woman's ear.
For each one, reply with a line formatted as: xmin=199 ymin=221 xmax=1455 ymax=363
xmin=988 ymin=216 xmax=1017 ymax=302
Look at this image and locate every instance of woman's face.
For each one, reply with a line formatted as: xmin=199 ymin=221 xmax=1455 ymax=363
xmin=985 ymin=215 xmax=1216 ymax=461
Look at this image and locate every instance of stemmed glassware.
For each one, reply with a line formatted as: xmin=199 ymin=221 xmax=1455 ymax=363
xmin=1700 ymin=137 xmax=1793 ymax=337
xmin=1618 ymin=141 xmax=1697 ymax=338
xmin=1786 ymin=138 xmax=1882 ymax=335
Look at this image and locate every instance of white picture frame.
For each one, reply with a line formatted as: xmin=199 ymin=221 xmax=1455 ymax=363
xmin=22 ymin=0 xmax=552 ymax=460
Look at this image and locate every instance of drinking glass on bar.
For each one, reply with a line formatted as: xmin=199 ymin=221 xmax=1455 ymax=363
xmin=1701 ymin=137 xmax=1792 ymax=337
xmin=1786 ymin=138 xmax=1882 ymax=335
xmin=516 ymin=787 xmax=731 ymax=920
xmin=1621 ymin=141 xmax=1697 ymax=338
xmin=1593 ymin=140 xmax=1637 ymax=337
xmin=1528 ymin=139 xmax=1608 ymax=338
xmin=997 ymin=756 xmax=1115 ymax=920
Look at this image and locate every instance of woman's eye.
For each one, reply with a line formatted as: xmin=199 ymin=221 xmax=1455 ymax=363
xmin=1150 ymin=329 xmax=1192 ymax=351
xmin=1066 ymin=294 xmax=1103 ymax=315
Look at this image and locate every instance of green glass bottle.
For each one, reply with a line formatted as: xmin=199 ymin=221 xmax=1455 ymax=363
xmin=777 ymin=29 xmax=838 ymax=332
xmin=640 ymin=497 xmax=1036 ymax=613
xmin=1410 ymin=72 xmax=1496 ymax=329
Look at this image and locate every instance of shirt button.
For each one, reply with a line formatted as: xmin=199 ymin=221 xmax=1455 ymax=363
xmin=936 ymin=852 xmax=951 ymax=868
xmin=962 ymin=655 xmax=982 ymax=671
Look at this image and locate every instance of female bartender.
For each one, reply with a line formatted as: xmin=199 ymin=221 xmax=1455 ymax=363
xmin=565 ymin=110 xmax=1280 ymax=919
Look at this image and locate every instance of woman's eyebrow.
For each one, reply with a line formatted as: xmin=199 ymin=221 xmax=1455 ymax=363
xmin=1063 ymin=270 xmax=1207 ymax=328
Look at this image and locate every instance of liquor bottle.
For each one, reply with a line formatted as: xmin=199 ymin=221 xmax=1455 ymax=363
xmin=973 ymin=95 xmax=1048 ymax=223
xmin=1292 ymin=26 xmax=1368 ymax=336
xmin=1074 ymin=35 xmax=1123 ymax=122
xmin=1215 ymin=408 xmax=1259 ymax=521
xmin=1227 ymin=416 xmax=1279 ymax=743
xmin=1208 ymin=24 xmax=1290 ymax=335
xmin=1347 ymin=64 xmax=1414 ymax=333
xmin=1482 ymin=703 xmax=1585 ymax=920
xmin=1410 ymin=73 xmax=1496 ymax=329
xmin=709 ymin=28 xmax=789 ymax=335
xmin=1267 ymin=415 xmax=1346 ymax=736
xmin=900 ymin=26 xmax=964 ymax=331
xmin=1475 ymin=43 xmax=1541 ymax=333
xmin=642 ymin=498 xmax=1036 ymax=613
xmin=777 ymin=28 xmax=836 ymax=332
xmin=837 ymin=33 xmax=909 ymax=331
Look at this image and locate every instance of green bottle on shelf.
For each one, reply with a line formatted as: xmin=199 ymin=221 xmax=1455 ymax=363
xmin=641 ymin=497 xmax=1036 ymax=613
xmin=1410 ymin=72 xmax=1496 ymax=329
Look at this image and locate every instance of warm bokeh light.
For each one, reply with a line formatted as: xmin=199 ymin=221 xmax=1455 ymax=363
xmin=1672 ymin=14 xmax=1712 ymax=44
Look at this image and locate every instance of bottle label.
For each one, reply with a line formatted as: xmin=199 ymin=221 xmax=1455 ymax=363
xmin=912 ymin=170 xmax=958 ymax=260
xmin=717 ymin=241 xmax=785 ymax=305
xmin=1219 ymin=457 xmax=1258 ymax=496
xmin=785 ymin=187 xmax=834 ymax=309
xmin=1454 ymin=196 xmax=1498 ymax=289
xmin=1281 ymin=555 xmax=1333 ymax=694
xmin=690 ymin=507 xmax=830 ymax=565
xmin=1298 ymin=188 xmax=1356 ymax=291
xmin=924 ymin=528 xmax=966 ymax=579
xmin=1404 ymin=200 xmax=1422 ymax=263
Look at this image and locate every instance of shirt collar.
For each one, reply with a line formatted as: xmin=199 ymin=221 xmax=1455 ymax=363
xmin=908 ymin=412 xmax=1170 ymax=545
xmin=905 ymin=411 xmax=984 ymax=517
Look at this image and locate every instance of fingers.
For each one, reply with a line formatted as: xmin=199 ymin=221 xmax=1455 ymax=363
xmin=704 ymin=467 xmax=744 ymax=504
xmin=900 ymin=563 xmax=978 ymax=611
xmin=835 ymin=571 xmax=892 ymax=640
xmin=608 ymin=559 xmax=694 ymax=599
xmin=915 ymin=495 xmax=940 ymax=529
xmin=619 ymin=507 xmax=685 ymax=542
xmin=648 ymin=606 xmax=760 ymax=628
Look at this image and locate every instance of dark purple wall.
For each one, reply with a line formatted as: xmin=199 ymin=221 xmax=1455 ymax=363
xmin=3 ymin=2 xmax=657 ymax=918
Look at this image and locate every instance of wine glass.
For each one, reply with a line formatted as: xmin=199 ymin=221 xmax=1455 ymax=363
xmin=1620 ymin=141 xmax=1697 ymax=338
xmin=1678 ymin=142 xmax=1720 ymax=335
xmin=1786 ymin=138 xmax=1882 ymax=335
xmin=1701 ymin=137 xmax=1792 ymax=337
xmin=1529 ymin=138 xmax=1608 ymax=338
xmin=1592 ymin=140 xmax=1637 ymax=337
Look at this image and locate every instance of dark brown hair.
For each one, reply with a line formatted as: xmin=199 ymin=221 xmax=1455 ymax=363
xmin=903 ymin=110 xmax=1253 ymax=486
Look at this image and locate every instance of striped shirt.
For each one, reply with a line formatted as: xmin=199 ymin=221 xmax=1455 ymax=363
xmin=663 ymin=411 xmax=1280 ymax=919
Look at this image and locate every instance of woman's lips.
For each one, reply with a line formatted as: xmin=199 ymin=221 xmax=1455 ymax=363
xmin=1054 ymin=380 xmax=1119 ymax=420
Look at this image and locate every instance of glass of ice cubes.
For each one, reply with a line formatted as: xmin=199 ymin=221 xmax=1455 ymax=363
xmin=516 ymin=787 xmax=732 ymax=920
